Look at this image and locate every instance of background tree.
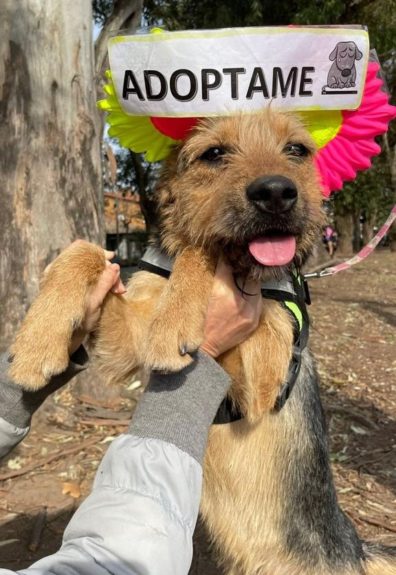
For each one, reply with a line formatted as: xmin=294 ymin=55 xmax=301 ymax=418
xmin=0 ymin=0 xmax=143 ymax=351
xmin=0 ymin=0 xmax=102 ymax=351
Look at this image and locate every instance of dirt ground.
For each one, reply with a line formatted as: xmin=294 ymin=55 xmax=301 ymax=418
xmin=0 ymin=249 xmax=395 ymax=571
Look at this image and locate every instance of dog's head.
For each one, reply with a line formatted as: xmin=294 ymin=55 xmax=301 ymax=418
xmin=329 ymin=41 xmax=363 ymax=76
xmin=157 ymin=110 xmax=324 ymax=279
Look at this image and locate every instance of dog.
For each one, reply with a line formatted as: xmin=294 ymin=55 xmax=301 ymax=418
xmin=9 ymin=110 xmax=396 ymax=574
xmin=327 ymin=41 xmax=363 ymax=89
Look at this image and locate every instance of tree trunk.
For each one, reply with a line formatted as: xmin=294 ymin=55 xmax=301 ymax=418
xmin=130 ymin=151 xmax=159 ymax=239
xmin=383 ymin=134 xmax=396 ymax=252
xmin=95 ymin=0 xmax=143 ymax=80
xmin=334 ymin=212 xmax=354 ymax=256
xmin=352 ymin=211 xmax=361 ymax=253
xmin=362 ymin=212 xmax=376 ymax=245
xmin=0 ymin=0 xmax=103 ymax=351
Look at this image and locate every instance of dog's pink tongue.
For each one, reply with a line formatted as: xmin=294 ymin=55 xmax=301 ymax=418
xmin=248 ymin=236 xmax=296 ymax=266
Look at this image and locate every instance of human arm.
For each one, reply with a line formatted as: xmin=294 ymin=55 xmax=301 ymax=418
xmin=3 ymin=353 xmax=229 ymax=575
xmin=0 ymin=259 xmax=262 ymax=575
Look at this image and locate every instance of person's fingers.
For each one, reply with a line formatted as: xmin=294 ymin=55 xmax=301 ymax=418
xmin=111 ymin=274 xmax=127 ymax=294
xmin=215 ymin=256 xmax=261 ymax=295
xmin=213 ymin=256 xmax=234 ymax=286
xmin=90 ymin=263 xmax=123 ymax=305
xmin=241 ymin=275 xmax=261 ymax=296
xmin=104 ymin=249 xmax=115 ymax=261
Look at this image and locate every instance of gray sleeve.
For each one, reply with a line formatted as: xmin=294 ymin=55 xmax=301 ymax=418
xmin=130 ymin=350 xmax=231 ymax=463
xmin=0 ymin=347 xmax=89 ymax=457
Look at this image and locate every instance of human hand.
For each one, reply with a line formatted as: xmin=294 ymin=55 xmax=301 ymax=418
xmin=69 ymin=245 xmax=126 ymax=354
xmin=200 ymin=258 xmax=262 ymax=358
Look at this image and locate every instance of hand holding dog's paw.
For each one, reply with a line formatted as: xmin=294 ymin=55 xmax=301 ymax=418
xmin=9 ymin=241 xmax=126 ymax=391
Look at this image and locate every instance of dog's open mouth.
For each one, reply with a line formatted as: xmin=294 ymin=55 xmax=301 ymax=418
xmin=248 ymin=234 xmax=296 ymax=267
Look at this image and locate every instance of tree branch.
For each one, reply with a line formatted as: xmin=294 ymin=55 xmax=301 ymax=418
xmin=382 ymin=134 xmax=396 ymax=191
xmin=94 ymin=0 xmax=143 ymax=79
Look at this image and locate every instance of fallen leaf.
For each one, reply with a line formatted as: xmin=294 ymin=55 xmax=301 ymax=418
xmin=350 ymin=424 xmax=369 ymax=436
xmin=62 ymin=482 xmax=81 ymax=499
xmin=7 ymin=457 xmax=25 ymax=470
xmin=127 ymin=380 xmax=142 ymax=391
xmin=101 ymin=436 xmax=116 ymax=444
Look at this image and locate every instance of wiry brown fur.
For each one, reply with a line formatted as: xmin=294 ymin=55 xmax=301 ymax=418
xmin=9 ymin=110 xmax=396 ymax=574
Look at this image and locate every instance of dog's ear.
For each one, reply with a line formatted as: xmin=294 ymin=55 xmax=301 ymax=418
xmin=355 ymin=44 xmax=363 ymax=60
xmin=329 ymin=45 xmax=338 ymax=61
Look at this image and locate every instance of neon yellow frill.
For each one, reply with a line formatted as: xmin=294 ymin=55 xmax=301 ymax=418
xmin=97 ymin=71 xmax=178 ymax=163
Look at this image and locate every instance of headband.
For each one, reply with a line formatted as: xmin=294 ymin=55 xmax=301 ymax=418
xmin=98 ymin=27 xmax=396 ymax=197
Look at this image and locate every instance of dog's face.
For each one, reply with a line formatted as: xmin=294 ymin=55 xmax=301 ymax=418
xmin=329 ymin=41 xmax=363 ymax=75
xmin=158 ymin=110 xmax=324 ymax=279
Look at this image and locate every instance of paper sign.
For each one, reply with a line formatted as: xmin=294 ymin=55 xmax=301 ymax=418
xmin=108 ymin=27 xmax=369 ymax=117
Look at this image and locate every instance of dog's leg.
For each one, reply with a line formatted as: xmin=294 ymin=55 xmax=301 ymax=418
xmin=145 ymin=247 xmax=215 ymax=372
xmin=238 ymin=300 xmax=293 ymax=420
xmin=93 ymin=272 xmax=168 ymax=385
xmin=9 ymin=241 xmax=106 ymax=390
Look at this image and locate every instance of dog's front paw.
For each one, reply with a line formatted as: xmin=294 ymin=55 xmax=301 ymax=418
xmin=9 ymin=241 xmax=106 ymax=391
xmin=9 ymin=336 xmax=70 ymax=391
xmin=145 ymin=313 xmax=204 ymax=372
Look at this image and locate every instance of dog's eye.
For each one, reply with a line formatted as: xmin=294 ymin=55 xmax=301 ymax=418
xmin=199 ymin=147 xmax=226 ymax=163
xmin=283 ymin=143 xmax=310 ymax=159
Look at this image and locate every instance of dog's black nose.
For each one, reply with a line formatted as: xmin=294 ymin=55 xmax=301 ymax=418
xmin=246 ymin=176 xmax=298 ymax=214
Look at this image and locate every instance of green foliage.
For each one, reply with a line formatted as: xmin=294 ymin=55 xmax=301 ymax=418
xmin=292 ymin=0 xmax=396 ymax=241
xmin=294 ymin=0 xmax=346 ymax=25
xmin=293 ymin=0 xmax=396 ymax=94
xmin=142 ymin=0 xmax=297 ymax=29
xmin=93 ymin=0 xmax=114 ymax=24
xmin=332 ymin=148 xmax=394 ymax=225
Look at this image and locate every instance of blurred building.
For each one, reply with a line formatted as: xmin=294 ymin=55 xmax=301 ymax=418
xmin=104 ymin=190 xmax=147 ymax=265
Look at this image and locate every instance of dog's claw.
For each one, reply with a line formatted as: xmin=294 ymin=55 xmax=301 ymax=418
xmin=179 ymin=344 xmax=187 ymax=356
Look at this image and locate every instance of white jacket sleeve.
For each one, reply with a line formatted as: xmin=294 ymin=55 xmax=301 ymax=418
xmin=0 ymin=434 xmax=202 ymax=575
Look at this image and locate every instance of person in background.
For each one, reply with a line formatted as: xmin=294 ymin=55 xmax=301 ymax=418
xmin=322 ymin=224 xmax=338 ymax=258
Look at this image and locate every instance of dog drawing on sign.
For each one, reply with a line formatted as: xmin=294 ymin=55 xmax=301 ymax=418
xmin=9 ymin=110 xmax=396 ymax=574
xmin=327 ymin=41 xmax=363 ymax=89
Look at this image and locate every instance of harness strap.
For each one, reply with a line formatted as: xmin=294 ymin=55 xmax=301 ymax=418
xmin=261 ymin=270 xmax=310 ymax=413
xmin=139 ymin=259 xmax=171 ymax=279
xmin=138 ymin=246 xmax=172 ymax=278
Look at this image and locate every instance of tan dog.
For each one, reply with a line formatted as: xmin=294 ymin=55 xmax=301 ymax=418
xmin=9 ymin=110 xmax=396 ymax=574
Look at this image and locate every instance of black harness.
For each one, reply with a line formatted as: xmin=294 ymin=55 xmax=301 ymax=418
xmin=139 ymin=247 xmax=310 ymax=423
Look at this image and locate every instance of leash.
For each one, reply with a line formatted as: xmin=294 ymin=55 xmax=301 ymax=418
xmin=304 ymin=204 xmax=396 ymax=279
